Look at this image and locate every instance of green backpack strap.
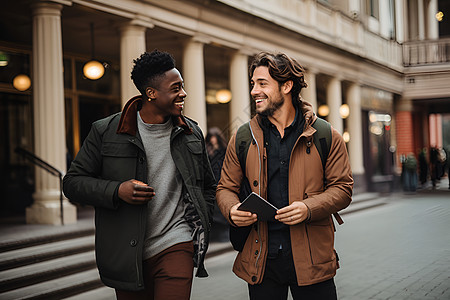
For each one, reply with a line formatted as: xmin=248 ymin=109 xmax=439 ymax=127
xmin=235 ymin=122 xmax=252 ymax=176
xmin=311 ymin=118 xmax=344 ymax=225
xmin=312 ymin=117 xmax=332 ymax=170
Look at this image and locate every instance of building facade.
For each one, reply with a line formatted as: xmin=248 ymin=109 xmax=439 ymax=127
xmin=1 ymin=0 xmax=449 ymax=224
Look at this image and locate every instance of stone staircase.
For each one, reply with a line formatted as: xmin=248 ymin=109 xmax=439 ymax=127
xmin=0 ymin=210 xmax=104 ymax=300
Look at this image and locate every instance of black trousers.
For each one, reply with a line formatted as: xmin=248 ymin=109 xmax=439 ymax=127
xmin=248 ymin=249 xmax=337 ymax=300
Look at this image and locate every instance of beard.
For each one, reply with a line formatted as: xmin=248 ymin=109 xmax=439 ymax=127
xmin=256 ymin=93 xmax=285 ymax=117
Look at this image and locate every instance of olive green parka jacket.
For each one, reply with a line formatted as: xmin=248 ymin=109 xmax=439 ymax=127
xmin=63 ymin=96 xmax=216 ymax=291
xmin=216 ymin=100 xmax=353 ymax=286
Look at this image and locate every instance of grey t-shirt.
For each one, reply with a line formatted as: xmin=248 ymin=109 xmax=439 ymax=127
xmin=137 ymin=112 xmax=192 ymax=260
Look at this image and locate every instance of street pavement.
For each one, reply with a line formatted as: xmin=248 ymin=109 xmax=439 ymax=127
xmin=65 ymin=186 xmax=450 ymax=299
xmin=190 ymin=189 xmax=450 ymax=300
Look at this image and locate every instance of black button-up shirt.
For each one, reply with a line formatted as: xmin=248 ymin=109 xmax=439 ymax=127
xmin=261 ymin=107 xmax=305 ymax=257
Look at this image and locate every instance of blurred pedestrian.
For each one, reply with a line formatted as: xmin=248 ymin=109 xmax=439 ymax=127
xmin=443 ymin=146 xmax=450 ymax=189
xmin=63 ymin=50 xmax=216 ymax=299
xmin=418 ymin=148 xmax=428 ymax=187
xmin=206 ymin=127 xmax=229 ymax=242
xmin=430 ymin=147 xmax=439 ymax=189
xmin=206 ymin=127 xmax=228 ymax=183
xmin=216 ymin=51 xmax=353 ymax=300
xmin=402 ymin=153 xmax=418 ymax=192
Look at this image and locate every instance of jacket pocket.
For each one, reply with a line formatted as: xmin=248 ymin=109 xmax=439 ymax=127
xmin=186 ymin=140 xmax=203 ymax=155
xmin=101 ymin=142 xmax=138 ymax=180
xmin=185 ymin=140 xmax=204 ymax=181
xmin=305 ymin=216 xmax=335 ymax=265
xmin=101 ymin=142 xmax=138 ymax=157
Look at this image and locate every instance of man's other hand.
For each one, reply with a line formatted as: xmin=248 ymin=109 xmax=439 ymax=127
xmin=275 ymin=201 xmax=308 ymax=225
xmin=118 ymin=179 xmax=155 ymax=205
xmin=230 ymin=203 xmax=258 ymax=227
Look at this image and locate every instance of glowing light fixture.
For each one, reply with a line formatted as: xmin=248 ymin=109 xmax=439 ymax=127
xmin=13 ymin=74 xmax=31 ymax=91
xmin=83 ymin=60 xmax=104 ymax=80
xmin=343 ymin=131 xmax=350 ymax=143
xmin=318 ymin=105 xmax=329 ymax=117
xmin=215 ymin=89 xmax=232 ymax=103
xmin=436 ymin=11 xmax=444 ymax=22
xmin=83 ymin=23 xmax=104 ymax=80
xmin=0 ymin=52 xmax=8 ymax=67
xmin=339 ymin=104 xmax=350 ymax=119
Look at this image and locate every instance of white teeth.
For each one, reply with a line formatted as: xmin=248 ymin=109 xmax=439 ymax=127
xmin=255 ymin=99 xmax=266 ymax=103
xmin=175 ymin=101 xmax=184 ymax=107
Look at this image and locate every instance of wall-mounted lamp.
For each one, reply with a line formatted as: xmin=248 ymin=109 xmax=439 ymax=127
xmin=215 ymin=89 xmax=232 ymax=103
xmin=318 ymin=104 xmax=329 ymax=117
xmin=339 ymin=104 xmax=350 ymax=119
xmin=0 ymin=52 xmax=8 ymax=67
xmin=83 ymin=23 xmax=104 ymax=80
xmin=343 ymin=131 xmax=350 ymax=143
xmin=13 ymin=74 xmax=31 ymax=91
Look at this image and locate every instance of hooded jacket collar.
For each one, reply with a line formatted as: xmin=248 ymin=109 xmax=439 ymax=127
xmin=116 ymin=95 xmax=192 ymax=136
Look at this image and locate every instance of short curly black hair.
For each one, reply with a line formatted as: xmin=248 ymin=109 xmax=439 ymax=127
xmin=131 ymin=50 xmax=176 ymax=95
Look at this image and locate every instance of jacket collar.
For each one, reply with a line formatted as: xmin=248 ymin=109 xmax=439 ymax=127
xmin=116 ymin=95 xmax=193 ymax=136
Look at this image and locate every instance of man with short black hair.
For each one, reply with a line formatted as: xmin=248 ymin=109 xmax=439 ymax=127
xmin=63 ymin=50 xmax=215 ymax=299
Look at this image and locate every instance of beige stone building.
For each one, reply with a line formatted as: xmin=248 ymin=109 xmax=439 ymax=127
xmin=1 ymin=0 xmax=449 ymax=225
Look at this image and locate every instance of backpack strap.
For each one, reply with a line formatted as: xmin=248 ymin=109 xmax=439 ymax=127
xmin=235 ymin=122 xmax=252 ymax=176
xmin=311 ymin=117 xmax=331 ymax=170
xmin=311 ymin=117 xmax=344 ymax=225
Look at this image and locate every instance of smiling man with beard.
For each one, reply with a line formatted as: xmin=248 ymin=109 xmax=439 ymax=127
xmin=63 ymin=50 xmax=216 ymax=300
xmin=217 ymin=52 xmax=353 ymax=300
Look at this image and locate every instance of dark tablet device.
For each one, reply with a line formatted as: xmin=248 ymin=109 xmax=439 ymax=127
xmin=237 ymin=192 xmax=278 ymax=221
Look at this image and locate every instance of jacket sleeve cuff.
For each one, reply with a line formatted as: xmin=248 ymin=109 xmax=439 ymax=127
xmin=112 ymin=183 xmax=121 ymax=209
xmin=228 ymin=211 xmax=239 ymax=227
xmin=306 ymin=205 xmax=311 ymax=222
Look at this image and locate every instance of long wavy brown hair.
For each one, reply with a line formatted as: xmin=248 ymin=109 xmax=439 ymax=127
xmin=249 ymin=52 xmax=308 ymax=106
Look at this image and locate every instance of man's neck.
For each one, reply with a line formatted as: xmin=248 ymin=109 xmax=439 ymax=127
xmin=139 ymin=101 xmax=170 ymax=124
xmin=267 ymin=100 xmax=296 ymax=137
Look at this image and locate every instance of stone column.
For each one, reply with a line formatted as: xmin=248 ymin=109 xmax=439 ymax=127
xmin=426 ymin=0 xmax=439 ymax=39
xmin=301 ymin=68 xmax=317 ymax=115
xmin=229 ymin=51 xmax=250 ymax=134
xmin=27 ymin=1 xmax=76 ymax=225
xmin=326 ymin=77 xmax=343 ymax=134
xmin=182 ymin=37 xmax=208 ymax=133
xmin=395 ymin=0 xmax=406 ymax=43
xmin=120 ymin=23 xmax=147 ymax=107
xmin=347 ymin=83 xmax=365 ymax=175
xmin=379 ymin=0 xmax=391 ymax=39
xmin=418 ymin=0 xmax=425 ymax=40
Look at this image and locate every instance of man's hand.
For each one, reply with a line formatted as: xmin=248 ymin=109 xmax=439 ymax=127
xmin=275 ymin=201 xmax=308 ymax=225
xmin=118 ymin=179 xmax=155 ymax=205
xmin=229 ymin=203 xmax=258 ymax=227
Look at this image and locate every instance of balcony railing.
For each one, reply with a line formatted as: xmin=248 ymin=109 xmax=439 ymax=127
xmin=403 ymin=38 xmax=450 ymax=66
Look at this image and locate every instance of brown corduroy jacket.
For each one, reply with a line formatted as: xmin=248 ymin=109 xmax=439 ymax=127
xmin=216 ymin=100 xmax=353 ymax=286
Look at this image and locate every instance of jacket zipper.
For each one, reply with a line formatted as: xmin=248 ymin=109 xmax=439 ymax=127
xmin=249 ymin=123 xmax=263 ymax=275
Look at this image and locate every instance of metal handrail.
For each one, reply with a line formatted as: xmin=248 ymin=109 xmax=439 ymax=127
xmin=403 ymin=38 xmax=450 ymax=66
xmin=15 ymin=147 xmax=65 ymax=225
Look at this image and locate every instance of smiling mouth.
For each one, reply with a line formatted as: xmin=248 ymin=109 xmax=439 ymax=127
xmin=175 ymin=101 xmax=184 ymax=108
xmin=255 ymin=98 xmax=266 ymax=104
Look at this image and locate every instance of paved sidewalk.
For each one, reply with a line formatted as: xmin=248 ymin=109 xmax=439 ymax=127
xmin=334 ymin=189 xmax=450 ymax=300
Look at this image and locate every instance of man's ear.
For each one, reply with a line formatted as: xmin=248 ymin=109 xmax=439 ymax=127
xmin=282 ymin=80 xmax=293 ymax=95
xmin=146 ymin=87 xmax=157 ymax=100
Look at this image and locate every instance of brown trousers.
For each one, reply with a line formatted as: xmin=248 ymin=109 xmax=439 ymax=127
xmin=115 ymin=241 xmax=194 ymax=300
